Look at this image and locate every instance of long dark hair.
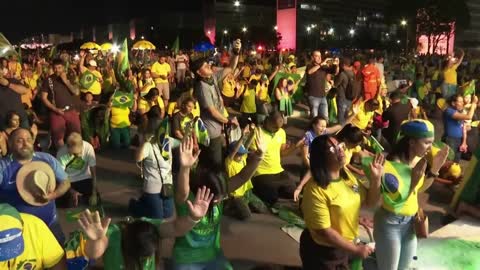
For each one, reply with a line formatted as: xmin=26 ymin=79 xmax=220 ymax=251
xmin=144 ymin=88 xmax=160 ymax=101
xmin=120 ymin=220 xmax=161 ymax=270
xmin=387 ymin=136 xmax=410 ymax=162
xmin=309 ymin=135 xmax=346 ymax=189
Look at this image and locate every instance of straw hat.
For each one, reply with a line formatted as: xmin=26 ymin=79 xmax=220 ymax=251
xmin=16 ymin=161 xmax=56 ymax=206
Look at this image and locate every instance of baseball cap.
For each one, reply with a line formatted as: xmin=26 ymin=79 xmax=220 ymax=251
xmin=190 ymin=57 xmax=208 ymax=74
xmin=88 ymin=60 xmax=97 ymax=67
xmin=0 ymin=204 xmax=24 ymax=262
xmin=229 ymin=141 xmax=248 ymax=155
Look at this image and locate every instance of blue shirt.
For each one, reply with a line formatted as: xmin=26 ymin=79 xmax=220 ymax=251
xmin=0 ymin=152 xmax=68 ymax=226
xmin=443 ymin=107 xmax=463 ymax=139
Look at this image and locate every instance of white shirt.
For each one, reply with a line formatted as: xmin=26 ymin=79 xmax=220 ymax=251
xmin=375 ymin=62 xmax=385 ymax=80
xmin=175 ymin=54 xmax=188 ymax=70
xmin=56 ymin=141 xmax=96 ymax=182
xmin=141 ymin=141 xmax=173 ymax=194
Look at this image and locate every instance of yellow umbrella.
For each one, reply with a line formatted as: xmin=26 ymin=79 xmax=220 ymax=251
xmin=80 ymin=42 xmax=101 ymax=50
xmin=100 ymin=42 xmax=113 ymax=51
xmin=132 ymin=40 xmax=156 ymax=50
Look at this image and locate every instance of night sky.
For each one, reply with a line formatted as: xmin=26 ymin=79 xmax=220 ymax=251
xmin=1 ymin=0 xmax=206 ymax=42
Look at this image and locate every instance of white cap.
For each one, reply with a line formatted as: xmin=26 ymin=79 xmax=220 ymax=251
xmin=88 ymin=60 xmax=97 ymax=67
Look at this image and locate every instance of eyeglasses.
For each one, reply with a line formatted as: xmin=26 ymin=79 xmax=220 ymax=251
xmin=327 ymin=137 xmax=346 ymax=154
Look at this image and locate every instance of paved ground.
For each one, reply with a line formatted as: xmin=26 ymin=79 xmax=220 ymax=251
xmin=57 ymin=111 xmax=459 ymax=270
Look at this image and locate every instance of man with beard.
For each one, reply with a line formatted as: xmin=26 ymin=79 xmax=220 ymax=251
xmin=0 ymin=128 xmax=71 ymax=244
xmin=40 ymin=58 xmax=81 ymax=148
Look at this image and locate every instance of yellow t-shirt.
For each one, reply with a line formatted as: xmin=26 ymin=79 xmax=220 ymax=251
xmin=138 ymin=97 xmax=165 ymax=114
xmin=255 ymin=128 xmax=286 ymax=175
xmin=240 ymin=87 xmax=256 ymax=113
xmin=21 ymin=89 xmax=33 ymax=108
xmin=302 ymin=169 xmax=364 ymax=246
xmin=0 ymin=213 xmax=65 ymax=270
xmin=242 ymin=65 xmax=251 ymax=79
xmin=225 ymin=155 xmax=254 ymax=197
xmin=344 ymin=145 xmax=362 ymax=166
xmin=256 ymin=81 xmax=270 ymax=103
xmin=249 ymin=74 xmax=261 ymax=82
xmin=138 ymin=78 xmax=156 ymax=97
xmin=110 ymin=107 xmax=131 ymax=128
xmin=443 ymin=64 xmax=459 ymax=85
xmin=24 ymin=73 xmax=39 ymax=91
xmin=350 ymin=102 xmax=374 ymax=130
xmin=222 ymin=79 xmax=236 ymax=98
xmin=81 ymin=70 xmax=103 ymax=95
xmin=151 ymin=62 xmax=171 ymax=84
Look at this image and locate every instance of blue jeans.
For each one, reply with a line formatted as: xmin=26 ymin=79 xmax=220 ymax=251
xmin=308 ymin=96 xmax=328 ymax=120
xmin=441 ymin=83 xmax=457 ymax=100
xmin=374 ymin=208 xmax=417 ymax=270
xmin=444 ymin=136 xmax=462 ymax=162
xmin=173 ymin=254 xmax=232 ymax=270
xmin=129 ymin=192 xmax=174 ymax=219
xmin=336 ymin=98 xmax=352 ymax=125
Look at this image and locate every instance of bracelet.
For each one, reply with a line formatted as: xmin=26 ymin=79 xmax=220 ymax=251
xmin=188 ymin=214 xmax=201 ymax=224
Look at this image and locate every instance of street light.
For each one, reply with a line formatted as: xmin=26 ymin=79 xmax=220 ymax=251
xmin=349 ymin=28 xmax=355 ymax=36
xmin=234 ymin=1 xmax=240 ymax=7
xmin=242 ymin=27 xmax=247 ymax=33
xmin=306 ymin=26 xmax=311 ymax=33
xmin=141 ymin=35 xmax=144 ymax=39
xmin=400 ymin=19 xmax=408 ymax=52
xmin=274 ymin=25 xmax=278 ymax=31
xmin=397 ymin=40 xmax=401 ymax=44
xmin=207 ymin=30 xmax=211 ymax=35
xmin=328 ymin=28 xmax=334 ymax=35
xmin=224 ymin=30 xmax=228 ymax=35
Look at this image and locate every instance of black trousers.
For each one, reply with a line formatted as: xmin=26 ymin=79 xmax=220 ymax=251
xmin=300 ymin=229 xmax=349 ymax=270
xmin=251 ymin=171 xmax=296 ymax=205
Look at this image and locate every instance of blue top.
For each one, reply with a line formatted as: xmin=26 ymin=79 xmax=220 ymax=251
xmin=443 ymin=107 xmax=463 ymax=139
xmin=0 ymin=152 xmax=68 ymax=226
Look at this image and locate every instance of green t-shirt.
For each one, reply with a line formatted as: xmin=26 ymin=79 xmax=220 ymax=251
xmin=173 ymin=193 xmax=223 ymax=264
xmin=103 ymin=218 xmax=162 ymax=270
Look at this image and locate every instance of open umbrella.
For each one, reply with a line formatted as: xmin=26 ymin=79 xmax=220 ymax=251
xmin=80 ymin=42 xmax=101 ymax=50
xmin=132 ymin=40 xmax=156 ymax=50
xmin=193 ymin=41 xmax=214 ymax=52
xmin=100 ymin=43 xmax=113 ymax=51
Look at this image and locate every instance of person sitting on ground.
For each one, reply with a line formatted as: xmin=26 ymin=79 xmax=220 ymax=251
xmin=77 ymin=186 xmax=214 ymax=270
xmin=0 ymin=128 xmax=71 ymax=244
xmin=224 ymin=124 xmax=269 ymax=220
xmin=251 ymin=111 xmax=302 ymax=206
xmin=56 ymin=132 xmax=98 ymax=208
xmin=129 ymin=124 xmax=175 ymax=219
xmin=171 ymin=97 xmax=196 ymax=141
xmin=346 ymin=98 xmax=380 ymax=131
xmin=0 ymin=204 xmax=67 ymax=270
xmin=138 ymin=87 xmax=165 ymax=118
xmin=173 ymin=133 xmax=265 ymax=269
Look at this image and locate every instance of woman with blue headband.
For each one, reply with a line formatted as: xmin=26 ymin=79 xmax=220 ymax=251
xmin=371 ymin=119 xmax=448 ymax=270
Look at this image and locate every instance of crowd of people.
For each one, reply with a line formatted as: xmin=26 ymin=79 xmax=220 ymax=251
xmin=0 ymin=36 xmax=479 ymax=270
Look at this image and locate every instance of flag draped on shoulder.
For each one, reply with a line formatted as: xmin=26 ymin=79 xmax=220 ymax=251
xmin=362 ymin=157 xmax=412 ymax=212
xmin=111 ymin=90 xmax=134 ymax=109
xmin=157 ymin=117 xmax=171 ymax=160
xmin=194 ymin=117 xmax=210 ymax=146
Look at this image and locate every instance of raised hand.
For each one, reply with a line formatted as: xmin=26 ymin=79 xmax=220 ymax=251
xmin=411 ymin=158 xmax=428 ymax=194
xmin=254 ymin=128 xmax=267 ymax=155
xmin=78 ymin=209 xmax=111 ymax=241
xmin=430 ymin=145 xmax=449 ymax=175
xmin=369 ymin=153 xmax=385 ymax=184
xmin=187 ymin=186 xmax=214 ymax=221
xmin=179 ymin=136 xmax=201 ymax=168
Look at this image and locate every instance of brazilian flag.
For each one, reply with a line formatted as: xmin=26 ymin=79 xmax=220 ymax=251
xmin=327 ymin=96 xmax=338 ymax=124
xmin=114 ymin=39 xmax=134 ymax=93
xmin=463 ymin=80 xmax=476 ymax=97
xmin=65 ymin=231 xmax=89 ymax=270
xmin=367 ymin=135 xmax=384 ymax=154
xmin=363 ymin=157 xmax=412 ymax=212
xmin=79 ymin=70 xmax=98 ymax=89
xmin=156 ymin=117 xmax=171 ymax=160
xmin=194 ymin=118 xmax=210 ymax=146
xmin=271 ymin=72 xmax=304 ymax=103
xmin=111 ymin=90 xmax=134 ymax=109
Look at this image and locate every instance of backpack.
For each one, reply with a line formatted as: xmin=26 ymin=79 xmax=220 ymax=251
xmin=345 ymin=72 xmax=356 ymax=100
